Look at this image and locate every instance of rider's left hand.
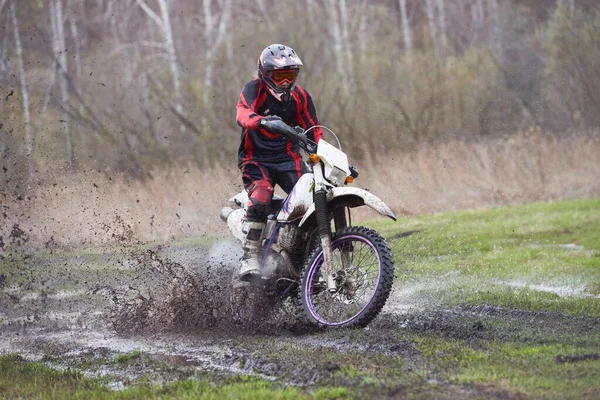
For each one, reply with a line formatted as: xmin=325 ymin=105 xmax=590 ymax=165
xmin=296 ymin=131 xmax=308 ymax=147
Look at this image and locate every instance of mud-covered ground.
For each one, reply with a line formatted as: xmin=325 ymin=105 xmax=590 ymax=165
xmin=2 ymin=213 xmax=600 ymax=398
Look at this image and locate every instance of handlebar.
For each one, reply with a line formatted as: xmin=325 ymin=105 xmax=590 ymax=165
xmin=260 ymin=119 xmax=317 ymax=153
xmin=261 ymin=118 xmax=359 ymax=180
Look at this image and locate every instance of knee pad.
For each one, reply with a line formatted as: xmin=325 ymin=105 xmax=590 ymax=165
xmin=246 ymin=180 xmax=274 ymax=221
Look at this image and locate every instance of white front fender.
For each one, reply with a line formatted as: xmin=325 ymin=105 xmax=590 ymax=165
xmin=299 ymin=187 xmax=396 ymax=227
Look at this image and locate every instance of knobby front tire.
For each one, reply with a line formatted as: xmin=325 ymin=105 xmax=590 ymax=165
xmin=299 ymin=226 xmax=395 ymax=329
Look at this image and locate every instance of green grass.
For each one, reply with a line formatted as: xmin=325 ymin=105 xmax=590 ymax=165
xmin=412 ymin=335 xmax=600 ymax=399
xmin=369 ymin=198 xmax=600 ymax=316
xmin=0 ymin=355 xmax=347 ymax=400
xmin=113 ymin=349 xmax=143 ymax=366
xmin=365 ymin=198 xmax=600 ymax=398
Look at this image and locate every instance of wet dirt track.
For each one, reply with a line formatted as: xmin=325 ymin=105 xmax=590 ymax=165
xmin=2 ymin=238 xmax=599 ymax=398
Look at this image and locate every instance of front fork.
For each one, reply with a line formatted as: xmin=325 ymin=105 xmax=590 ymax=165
xmin=315 ymin=189 xmax=356 ymax=295
xmin=313 ymin=164 xmax=354 ymax=293
xmin=313 ymin=189 xmax=336 ymax=292
xmin=334 ymin=205 xmax=355 ymax=299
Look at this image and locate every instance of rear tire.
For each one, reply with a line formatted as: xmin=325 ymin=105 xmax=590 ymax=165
xmin=299 ymin=226 xmax=394 ymax=328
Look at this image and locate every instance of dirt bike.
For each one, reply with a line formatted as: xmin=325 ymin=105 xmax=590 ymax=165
xmin=220 ymin=120 xmax=396 ymax=329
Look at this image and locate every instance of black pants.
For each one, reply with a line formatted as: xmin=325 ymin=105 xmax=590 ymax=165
xmin=241 ymin=159 xmax=308 ymax=221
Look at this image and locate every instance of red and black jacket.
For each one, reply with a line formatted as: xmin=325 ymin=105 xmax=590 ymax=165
xmin=236 ymin=79 xmax=323 ymax=166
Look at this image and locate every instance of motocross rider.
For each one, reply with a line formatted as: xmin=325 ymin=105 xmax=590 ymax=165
xmin=236 ymin=44 xmax=323 ymax=281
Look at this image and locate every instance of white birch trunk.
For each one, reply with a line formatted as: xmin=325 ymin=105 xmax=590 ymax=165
xmin=436 ymin=0 xmax=448 ymax=49
xmin=471 ymin=0 xmax=482 ymax=28
xmin=157 ymin=0 xmax=183 ymax=133
xmin=358 ymin=12 xmax=367 ymax=57
xmin=43 ymin=1 xmax=59 ymax=114
xmin=136 ymin=0 xmax=185 ymax=133
xmin=425 ymin=0 xmax=438 ymax=49
xmin=305 ymin=0 xmax=315 ymax=15
xmin=0 ymin=35 xmax=8 ymax=84
xmin=488 ymin=0 xmax=500 ymax=50
xmin=203 ymin=0 xmax=214 ymax=87
xmin=399 ymin=0 xmax=412 ymax=57
xmin=69 ymin=18 xmax=86 ymax=116
xmin=475 ymin=0 xmax=485 ymax=28
xmin=326 ymin=0 xmax=350 ymax=95
xmin=69 ymin=19 xmax=81 ymax=79
xmin=10 ymin=3 xmax=35 ymax=179
xmin=567 ymin=0 xmax=575 ymax=16
xmin=0 ymin=0 xmax=7 ymax=18
xmin=339 ymin=0 xmax=354 ymax=84
xmin=53 ymin=0 xmax=73 ymax=170
xmin=204 ymin=0 xmax=231 ymax=88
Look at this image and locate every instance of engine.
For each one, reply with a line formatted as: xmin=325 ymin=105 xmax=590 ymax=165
xmin=276 ymin=223 xmax=308 ymax=268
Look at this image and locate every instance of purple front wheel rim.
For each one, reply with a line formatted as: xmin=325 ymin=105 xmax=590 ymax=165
xmin=304 ymin=234 xmax=382 ymax=326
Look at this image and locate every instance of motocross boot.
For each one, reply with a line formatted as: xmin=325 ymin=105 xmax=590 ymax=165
xmin=238 ymin=221 xmax=265 ymax=281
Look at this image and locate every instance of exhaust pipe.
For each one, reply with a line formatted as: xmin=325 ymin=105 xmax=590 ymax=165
xmin=220 ymin=207 xmax=234 ymax=222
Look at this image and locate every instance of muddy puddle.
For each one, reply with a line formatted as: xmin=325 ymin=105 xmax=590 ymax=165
xmin=0 ymin=237 xmax=338 ymax=386
xmin=2 ymin=237 xmax=599 ymax=395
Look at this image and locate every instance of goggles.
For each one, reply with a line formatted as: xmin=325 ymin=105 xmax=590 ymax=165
xmin=270 ymin=69 xmax=298 ymax=85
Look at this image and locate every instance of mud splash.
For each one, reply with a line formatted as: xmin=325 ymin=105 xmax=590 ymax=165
xmin=109 ymin=239 xmax=310 ymax=336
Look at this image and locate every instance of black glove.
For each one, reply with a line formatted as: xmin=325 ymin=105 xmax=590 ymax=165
xmin=295 ymin=131 xmax=308 ymax=147
xmin=259 ymin=115 xmax=282 ymax=127
xmin=260 ymin=118 xmax=294 ymax=139
xmin=292 ymin=126 xmax=317 ymax=152
xmin=292 ymin=126 xmax=307 ymax=144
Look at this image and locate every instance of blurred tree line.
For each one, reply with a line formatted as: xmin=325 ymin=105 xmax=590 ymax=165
xmin=0 ymin=0 xmax=599 ymax=183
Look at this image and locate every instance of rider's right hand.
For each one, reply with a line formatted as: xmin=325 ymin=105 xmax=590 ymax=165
xmin=259 ymin=115 xmax=282 ymax=127
xmin=260 ymin=118 xmax=314 ymax=151
xmin=260 ymin=118 xmax=292 ymax=136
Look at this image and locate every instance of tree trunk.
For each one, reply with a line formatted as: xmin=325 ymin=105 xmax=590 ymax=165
xmin=399 ymin=0 xmax=412 ymax=57
xmin=488 ymin=0 xmax=500 ymax=51
xmin=358 ymin=12 xmax=367 ymax=57
xmin=136 ymin=0 xmax=185 ymax=134
xmin=203 ymin=0 xmax=214 ymax=88
xmin=477 ymin=0 xmax=485 ymax=23
xmin=436 ymin=0 xmax=448 ymax=49
xmin=305 ymin=0 xmax=315 ymax=15
xmin=0 ymin=0 xmax=7 ymax=18
xmin=326 ymin=0 xmax=351 ymax=95
xmin=425 ymin=0 xmax=438 ymax=49
xmin=10 ymin=2 xmax=35 ymax=179
xmin=157 ymin=0 xmax=184 ymax=133
xmin=202 ymin=0 xmax=231 ymax=88
xmin=339 ymin=0 xmax=354 ymax=83
xmin=51 ymin=0 xmax=74 ymax=171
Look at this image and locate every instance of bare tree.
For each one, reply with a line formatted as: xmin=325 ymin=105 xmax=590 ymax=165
xmin=425 ymin=0 xmax=438 ymax=49
xmin=202 ymin=0 xmax=232 ymax=90
xmin=325 ymin=0 xmax=350 ymax=94
xmin=136 ymin=0 xmax=185 ymax=133
xmin=0 ymin=0 xmax=7 ymax=17
xmin=557 ymin=0 xmax=575 ymax=16
xmin=399 ymin=0 xmax=412 ymax=57
xmin=488 ymin=0 xmax=501 ymax=51
xmin=436 ymin=0 xmax=448 ymax=49
xmin=10 ymin=1 xmax=34 ymax=178
xmin=339 ymin=0 xmax=354 ymax=81
xmin=50 ymin=0 xmax=73 ymax=170
xmin=0 ymin=0 xmax=10 ymax=102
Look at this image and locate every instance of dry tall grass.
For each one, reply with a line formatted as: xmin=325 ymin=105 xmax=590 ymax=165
xmin=363 ymin=129 xmax=600 ymax=215
xmin=5 ymin=130 xmax=599 ymax=248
